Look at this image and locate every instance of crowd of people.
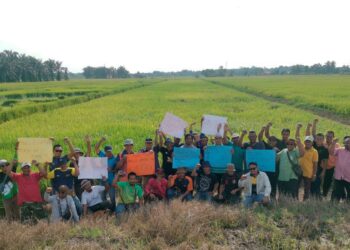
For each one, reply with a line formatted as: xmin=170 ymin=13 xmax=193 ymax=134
xmin=0 ymin=118 xmax=349 ymax=224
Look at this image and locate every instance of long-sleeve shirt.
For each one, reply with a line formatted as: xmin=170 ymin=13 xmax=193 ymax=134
xmin=44 ymin=193 xmax=79 ymax=223
xmin=334 ymin=148 xmax=350 ymax=182
xmin=238 ymin=171 xmax=271 ymax=197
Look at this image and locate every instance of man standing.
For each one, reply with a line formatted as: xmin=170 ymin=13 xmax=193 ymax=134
xmin=5 ymin=161 xmax=47 ymax=224
xmin=95 ymin=136 xmax=117 ymax=210
xmin=223 ymin=125 xmax=245 ymax=176
xmin=277 ymin=138 xmax=304 ymax=199
xmin=330 ymin=137 xmax=350 ymax=202
xmin=0 ymin=159 xmax=19 ymax=221
xmin=265 ymin=122 xmax=291 ymax=150
xmin=50 ymin=137 xmax=75 ymax=171
xmin=243 ymin=130 xmax=265 ymax=150
xmin=158 ymin=136 xmax=175 ymax=178
xmin=296 ymin=123 xmax=318 ymax=200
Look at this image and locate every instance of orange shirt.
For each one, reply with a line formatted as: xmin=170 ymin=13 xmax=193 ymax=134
xmin=325 ymin=143 xmax=340 ymax=169
xmin=168 ymin=175 xmax=193 ymax=192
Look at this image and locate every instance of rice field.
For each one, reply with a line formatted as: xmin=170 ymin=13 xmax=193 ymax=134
xmin=0 ymin=76 xmax=349 ymax=159
xmin=210 ymin=75 xmax=350 ymax=117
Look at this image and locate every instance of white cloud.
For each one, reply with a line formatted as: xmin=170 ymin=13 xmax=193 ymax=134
xmin=0 ymin=0 xmax=349 ymax=72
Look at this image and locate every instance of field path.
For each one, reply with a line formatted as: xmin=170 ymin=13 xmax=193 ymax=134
xmin=204 ymin=79 xmax=350 ymax=126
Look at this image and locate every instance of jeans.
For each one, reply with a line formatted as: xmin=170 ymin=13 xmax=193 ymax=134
xmin=166 ymin=189 xmax=193 ymax=201
xmin=278 ymin=179 xmax=299 ymax=199
xmin=243 ymin=194 xmax=265 ymax=208
xmin=194 ymin=191 xmax=212 ymax=201
xmin=115 ymin=203 xmax=140 ymax=215
xmin=108 ymin=186 xmax=116 ymax=211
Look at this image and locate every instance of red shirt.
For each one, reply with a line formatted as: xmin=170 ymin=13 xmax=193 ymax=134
xmin=145 ymin=177 xmax=168 ymax=198
xmin=11 ymin=172 xmax=43 ymax=206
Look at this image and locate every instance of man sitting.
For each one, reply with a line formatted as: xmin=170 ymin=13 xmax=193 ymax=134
xmin=218 ymin=163 xmax=242 ymax=204
xmin=81 ymin=179 xmax=111 ymax=216
xmin=113 ymin=171 xmax=144 ymax=217
xmin=191 ymin=162 xmax=219 ymax=201
xmin=238 ymin=162 xmax=271 ymax=208
xmin=167 ymin=168 xmax=193 ymax=202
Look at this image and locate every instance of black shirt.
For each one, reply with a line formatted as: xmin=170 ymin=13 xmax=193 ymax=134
xmin=195 ymin=171 xmax=218 ymax=192
xmin=158 ymin=146 xmax=174 ymax=176
xmin=313 ymin=142 xmax=329 ymax=169
xmin=221 ymin=173 xmax=239 ymax=194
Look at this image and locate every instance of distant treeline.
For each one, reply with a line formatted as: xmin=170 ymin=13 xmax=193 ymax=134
xmin=135 ymin=61 xmax=350 ymax=78
xmin=82 ymin=66 xmax=130 ymax=79
xmin=0 ymin=50 xmax=68 ymax=83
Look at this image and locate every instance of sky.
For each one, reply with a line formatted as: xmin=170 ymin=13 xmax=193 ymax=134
xmin=1 ymin=0 xmax=349 ymax=73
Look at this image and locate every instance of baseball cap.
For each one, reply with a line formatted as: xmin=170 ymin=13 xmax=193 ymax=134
xmin=104 ymin=145 xmax=113 ymax=152
xmin=74 ymin=148 xmax=83 ymax=154
xmin=21 ymin=162 xmax=31 ymax=168
xmin=58 ymin=158 xmax=68 ymax=167
xmin=200 ymin=133 xmax=207 ymax=139
xmin=304 ymin=136 xmax=314 ymax=142
xmin=0 ymin=159 xmax=8 ymax=167
xmin=202 ymin=161 xmax=211 ymax=168
xmin=124 ymin=139 xmax=134 ymax=146
xmin=231 ymin=133 xmax=240 ymax=139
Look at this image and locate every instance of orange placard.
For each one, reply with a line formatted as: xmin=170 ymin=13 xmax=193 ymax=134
xmin=126 ymin=152 xmax=155 ymax=176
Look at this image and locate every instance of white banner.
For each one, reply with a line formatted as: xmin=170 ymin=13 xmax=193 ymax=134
xmin=201 ymin=114 xmax=228 ymax=137
xmin=159 ymin=112 xmax=188 ymax=138
xmin=78 ymin=157 xmax=108 ymax=179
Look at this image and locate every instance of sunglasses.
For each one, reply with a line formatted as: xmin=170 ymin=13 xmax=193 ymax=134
xmin=249 ymin=167 xmax=257 ymax=171
xmin=55 ymin=150 xmax=63 ymax=152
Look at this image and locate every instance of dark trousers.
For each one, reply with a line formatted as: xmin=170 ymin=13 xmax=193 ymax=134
xmin=331 ymin=179 xmax=350 ymax=202
xmin=311 ymin=167 xmax=322 ymax=198
xmin=88 ymin=201 xmax=111 ymax=213
xmin=323 ymin=168 xmax=334 ymax=197
xmin=303 ymin=177 xmax=312 ymax=200
xmin=278 ymin=179 xmax=299 ymax=199
xmin=266 ymin=172 xmax=277 ymax=199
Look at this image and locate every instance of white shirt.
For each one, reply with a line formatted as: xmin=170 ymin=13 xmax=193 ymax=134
xmin=81 ymin=186 xmax=105 ymax=207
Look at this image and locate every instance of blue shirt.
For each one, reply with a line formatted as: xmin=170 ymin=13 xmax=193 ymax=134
xmin=98 ymin=151 xmax=117 ymax=184
xmin=50 ymin=155 xmax=69 ymax=171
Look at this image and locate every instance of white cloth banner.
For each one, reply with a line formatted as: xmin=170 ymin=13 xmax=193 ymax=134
xmin=201 ymin=114 xmax=228 ymax=137
xmin=159 ymin=112 xmax=188 ymax=138
xmin=78 ymin=157 xmax=108 ymax=179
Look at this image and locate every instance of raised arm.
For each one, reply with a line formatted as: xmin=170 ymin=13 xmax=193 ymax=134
xmin=70 ymin=157 xmax=80 ymax=177
xmin=265 ymin=122 xmax=272 ymax=139
xmin=32 ymin=160 xmax=47 ymax=177
xmin=223 ymin=124 xmax=231 ymax=145
xmin=64 ymin=137 xmax=75 ymax=157
xmin=94 ymin=136 xmax=106 ymax=155
xmin=329 ymin=138 xmax=339 ymax=156
xmin=296 ymin=137 xmax=305 ymax=157
xmin=305 ymin=123 xmax=312 ymax=137
xmin=258 ymin=126 xmax=265 ymax=142
xmin=154 ymin=129 xmax=159 ymax=147
xmin=191 ymin=164 xmax=200 ymax=177
xmin=312 ymin=119 xmax=318 ymax=139
xmin=295 ymin=123 xmax=302 ymax=140
xmin=239 ymin=130 xmax=247 ymax=147
xmin=85 ymin=135 xmax=92 ymax=157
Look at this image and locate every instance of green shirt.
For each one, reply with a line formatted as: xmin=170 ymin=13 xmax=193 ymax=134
xmin=225 ymin=142 xmax=245 ymax=172
xmin=277 ymin=148 xmax=300 ymax=181
xmin=117 ymin=182 xmax=143 ymax=204
xmin=2 ymin=181 xmax=18 ymax=200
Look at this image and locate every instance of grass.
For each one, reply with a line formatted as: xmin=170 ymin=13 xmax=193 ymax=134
xmin=0 ymin=78 xmax=350 ymax=159
xmin=0 ymin=199 xmax=349 ymax=249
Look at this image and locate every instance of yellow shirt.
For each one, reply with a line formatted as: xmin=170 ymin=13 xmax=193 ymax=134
xmin=299 ymin=147 xmax=318 ymax=178
xmin=251 ymin=176 xmax=257 ymax=185
xmin=47 ymin=167 xmax=76 ymax=179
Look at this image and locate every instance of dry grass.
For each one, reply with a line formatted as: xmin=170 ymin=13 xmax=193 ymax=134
xmin=0 ymin=198 xmax=349 ymax=250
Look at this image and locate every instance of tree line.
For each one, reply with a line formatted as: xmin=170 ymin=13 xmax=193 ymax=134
xmin=134 ymin=61 xmax=350 ymax=78
xmin=82 ymin=66 xmax=130 ymax=79
xmin=0 ymin=50 xmax=68 ymax=83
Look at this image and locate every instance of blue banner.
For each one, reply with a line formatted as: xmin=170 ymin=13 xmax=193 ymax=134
xmin=173 ymin=147 xmax=200 ymax=169
xmin=204 ymin=146 xmax=232 ymax=173
xmin=245 ymin=150 xmax=276 ymax=172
